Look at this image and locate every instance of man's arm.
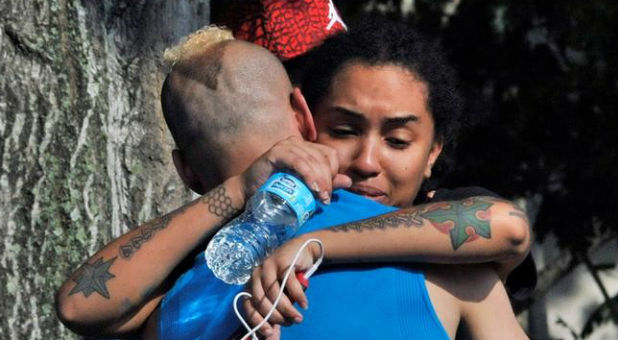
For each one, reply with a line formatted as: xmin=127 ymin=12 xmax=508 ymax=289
xmin=55 ymin=136 xmax=347 ymax=337
xmin=55 ymin=177 xmax=245 ymax=337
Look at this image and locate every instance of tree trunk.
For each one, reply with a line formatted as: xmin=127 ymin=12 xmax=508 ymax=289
xmin=0 ymin=1 xmax=209 ymax=339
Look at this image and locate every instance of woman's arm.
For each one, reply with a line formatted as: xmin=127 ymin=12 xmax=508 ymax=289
xmin=307 ymin=196 xmax=530 ymax=275
xmin=243 ymin=196 xmax=531 ymax=335
xmin=452 ymin=265 xmax=529 ymax=339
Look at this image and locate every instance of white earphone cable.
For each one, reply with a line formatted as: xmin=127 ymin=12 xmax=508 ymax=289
xmin=233 ymin=238 xmax=324 ymax=340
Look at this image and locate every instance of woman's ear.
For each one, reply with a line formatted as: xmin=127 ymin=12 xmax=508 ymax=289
xmin=424 ymin=140 xmax=443 ymax=179
xmin=290 ymin=87 xmax=317 ymax=141
xmin=172 ymin=149 xmax=205 ymax=194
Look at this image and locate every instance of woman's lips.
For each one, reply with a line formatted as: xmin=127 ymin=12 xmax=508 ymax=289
xmin=349 ymin=184 xmax=387 ymax=202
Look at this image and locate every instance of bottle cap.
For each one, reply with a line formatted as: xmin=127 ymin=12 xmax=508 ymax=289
xmin=259 ymin=172 xmax=317 ymax=224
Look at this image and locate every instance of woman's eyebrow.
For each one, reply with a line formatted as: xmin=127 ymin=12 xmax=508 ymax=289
xmin=332 ymin=107 xmax=418 ymax=124
xmin=383 ymin=115 xmax=418 ymax=128
xmin=332 ymin=106 xmax=365 ymax=120
xmin=331 ymin=106 xmax=419 ymax=129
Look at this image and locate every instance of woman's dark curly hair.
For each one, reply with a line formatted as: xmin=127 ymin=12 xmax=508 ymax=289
xmin=300 ymin=17 xmax=463 ymax=151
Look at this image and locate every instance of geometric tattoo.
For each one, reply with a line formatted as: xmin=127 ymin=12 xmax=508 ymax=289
xmin=201 ymin=184 xmax=240 ymax=220
xmin=69 ymin=257 xmax=117 ymax=299
xmin=117 ymin=185 xmax=239 ymax=259
xmin=423 ymin=198 xmax=493 ymax=250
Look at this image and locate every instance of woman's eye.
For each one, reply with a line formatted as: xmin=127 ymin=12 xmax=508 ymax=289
xmin=386 ymin=137 xmax=410 ymax=149
xmin=330 ymin=127 xmax=356 ymax=137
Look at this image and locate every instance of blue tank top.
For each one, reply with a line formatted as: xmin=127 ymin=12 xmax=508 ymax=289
xmin=160 ymin=190 xmax=449 ymax=340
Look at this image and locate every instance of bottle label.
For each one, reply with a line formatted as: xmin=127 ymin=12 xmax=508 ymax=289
xmin=258 ymin=172 xmax=316 ymax=225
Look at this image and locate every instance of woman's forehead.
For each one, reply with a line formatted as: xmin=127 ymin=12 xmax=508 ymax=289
xmin=321 ymin=63 xmax=431 ymax=120
xmin=336 ymin=62 xmax=424 ymax=84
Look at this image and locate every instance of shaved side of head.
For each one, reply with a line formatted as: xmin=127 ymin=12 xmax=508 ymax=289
xmin=161 ymin=27 xmax=299 ymax=187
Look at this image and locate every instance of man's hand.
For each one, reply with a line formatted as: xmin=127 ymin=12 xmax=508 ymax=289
xmin=242 ymin=236 xmax=320 ymax=338
xmin=239 ymin=136 xmax=351 ymax=204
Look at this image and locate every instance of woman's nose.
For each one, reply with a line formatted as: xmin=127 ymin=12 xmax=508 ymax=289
xmin=349 ymin=138 xmax=381 ymax=178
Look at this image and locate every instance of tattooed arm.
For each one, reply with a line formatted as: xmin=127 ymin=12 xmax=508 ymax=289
xmin=55 ymin=177 xmax=244 ymax=337
xmin=311 ymin=196 xmax=530 ymax=273
xmin=242 ymin=196 xmax=531 ymax=334
xmin=55 ymin=136 xmax=348 ymax=338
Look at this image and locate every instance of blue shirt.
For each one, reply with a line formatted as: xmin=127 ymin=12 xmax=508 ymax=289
xmin=160 ymin=190 xmax=449 ymax=340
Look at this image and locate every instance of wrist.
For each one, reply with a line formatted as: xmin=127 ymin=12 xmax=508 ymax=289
xmin=298 ymin=232 xmax=324 ymax=262
xmin=222 ymin=175 xmax=247 ymax=210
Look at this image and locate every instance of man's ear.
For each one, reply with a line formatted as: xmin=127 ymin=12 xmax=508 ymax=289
xmin=290 ymin=87 xmax=317 ymax=141
xmin=172 ymin=149 xmax=205 ymax=194
xmin=424 ymin=140 xmax=443 ymax=179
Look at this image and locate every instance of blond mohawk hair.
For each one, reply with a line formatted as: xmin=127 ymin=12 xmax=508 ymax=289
xmin=163 ymin=25 xmax=235 ymax=66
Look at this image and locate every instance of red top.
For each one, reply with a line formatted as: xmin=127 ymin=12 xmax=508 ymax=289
xmin=218 ymin=0 xmax=347 ymax=60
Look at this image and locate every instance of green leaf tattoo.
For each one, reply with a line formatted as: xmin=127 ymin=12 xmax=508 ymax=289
xmin=422 ymin=198 xmax=493 ymax=250
xmin=69 ymin=257 xmax=117 ymax=299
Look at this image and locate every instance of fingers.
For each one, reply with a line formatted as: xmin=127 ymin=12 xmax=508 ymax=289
xmin=333 ymin=173 xmax=353 ymax=189
xmin=246 ymin=261 xmax=307 ymax=330
xmin=285 ymin=147 xmax=333 ymax=204
xmin=285 ymin=273 xmax=309 ymax=310
xmin=266 ymin=137 xmax=340 ymax=204
xmin=249 ymin=267 xmax=288 ymax=325
xmin=261 ymin=261 xmax=304 ymax=324
xmin=305 ymin=143 xmax=342 ymax=203
xmin=265 ymin=324 xmax=281 ymax=340
xmin=243 ymin=296 xmax=275 ymax=338
xmin=242 ymin=136 xmax=342 ymax=203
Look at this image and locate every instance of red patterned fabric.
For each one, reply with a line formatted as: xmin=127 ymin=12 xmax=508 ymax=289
xmin=219 ymin=0 xmax=347 ymax=60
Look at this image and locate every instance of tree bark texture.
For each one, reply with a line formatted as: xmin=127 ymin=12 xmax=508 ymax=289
xmin=0 ymin=1 xmax=210 ymax=339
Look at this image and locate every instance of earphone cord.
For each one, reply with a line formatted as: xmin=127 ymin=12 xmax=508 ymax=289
xmin=233 ymin=238 xmax=324 ymax=340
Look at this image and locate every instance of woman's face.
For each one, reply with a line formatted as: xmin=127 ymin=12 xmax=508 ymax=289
xmin=314 ymin=63 xmax=443 ymax=207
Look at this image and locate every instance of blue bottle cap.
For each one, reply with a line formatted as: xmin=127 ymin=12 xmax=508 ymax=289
xmin=258 ymin=172 xmax=316 ymax=225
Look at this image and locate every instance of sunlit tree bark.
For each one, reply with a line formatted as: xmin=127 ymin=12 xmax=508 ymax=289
xmin=0 ymin=1 xmax=209 ymax=338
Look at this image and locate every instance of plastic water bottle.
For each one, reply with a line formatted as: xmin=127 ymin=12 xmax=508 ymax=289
xmin=205 ymin=172 xmax=317 ymax=285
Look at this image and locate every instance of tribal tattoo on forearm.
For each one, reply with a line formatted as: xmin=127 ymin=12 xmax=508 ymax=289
xmin=119 ymin=204 xmax=188 ymax=259
xmin=331 ymin=210 xmax=424 ymax=232
xmin=119 ymin=215 xmax=170 ymax=259
xmin=331 ymin=197 xmax=497 ymax=250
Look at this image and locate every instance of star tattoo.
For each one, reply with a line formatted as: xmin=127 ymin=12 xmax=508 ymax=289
xmin=69 ymin=257 xmax=117 ymax=299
